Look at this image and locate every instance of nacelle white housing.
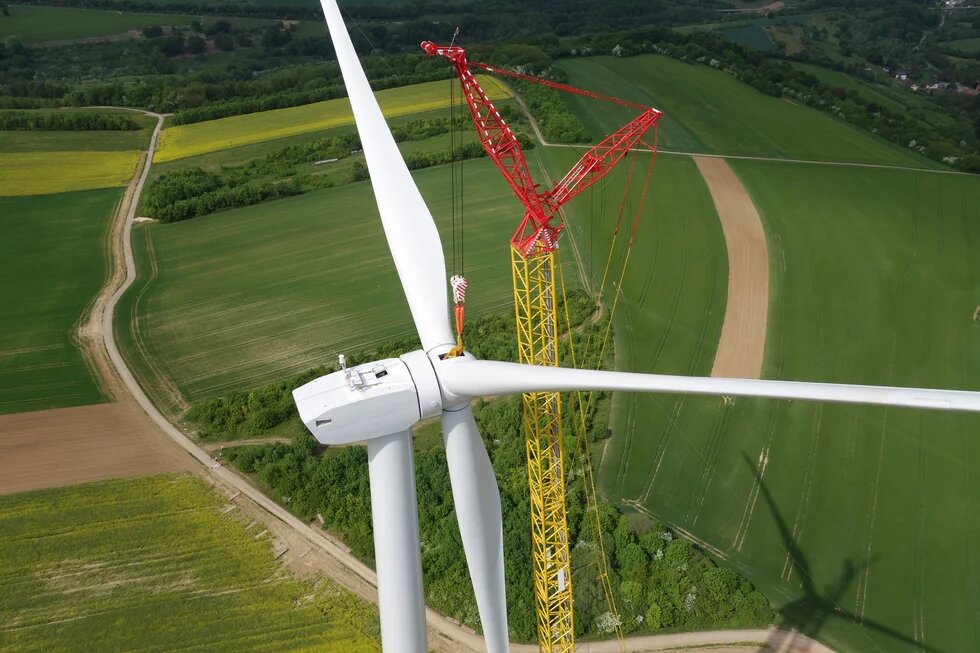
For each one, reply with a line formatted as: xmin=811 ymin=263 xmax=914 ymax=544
xmin=292 ymin=352 xmax=442 ymax=445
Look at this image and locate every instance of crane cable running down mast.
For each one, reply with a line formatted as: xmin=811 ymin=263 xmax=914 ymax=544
xmin=423 ymin=37 xmax=662 ymax=653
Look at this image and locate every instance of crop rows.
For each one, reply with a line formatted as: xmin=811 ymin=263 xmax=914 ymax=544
xmin=118 ymin=158 xmax=520 ymax=412
xmin=0 ymin=151 xmax=138 ymax=197
xmin=0 ymin=474 xmax=380 ymax=652
xmin=0 ymin=190 xmax=123 ymax=414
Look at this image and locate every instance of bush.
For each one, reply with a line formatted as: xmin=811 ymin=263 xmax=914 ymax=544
xmin=213 ymin=33 xmax=234 ymax=52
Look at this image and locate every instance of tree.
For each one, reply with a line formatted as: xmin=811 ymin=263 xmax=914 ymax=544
xmin=205 ymin=19 xmax=232 ymax=36
xmin=187 ymin=35 xmax=206 ymax=55
xmin=142 ymin=25 xmax=163 ymax=39
xmin=214 ymin=32 xmax=235 ymax=52
xmin=348 ymin=160 xmax=369 ymax=182
xmin=158 ymin=35 xmax=185 ymax=57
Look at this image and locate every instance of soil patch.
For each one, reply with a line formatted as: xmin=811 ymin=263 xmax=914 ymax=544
xmin=694 ymin=156 xmax=769 ymax=379
xmin=0 ymin=402 xmax=192 ymax=495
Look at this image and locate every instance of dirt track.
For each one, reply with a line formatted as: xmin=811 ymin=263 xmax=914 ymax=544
xmin=694 ymin=156 xmax=769 ymax=379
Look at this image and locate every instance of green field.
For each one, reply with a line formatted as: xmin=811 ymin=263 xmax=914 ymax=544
xmin=788 ymin=62 xmax=906 ymax=112
xmin=0 ymin=150 xmax=138 ymax=196
xmin=551 ymin=55 xmax=980 ymax=653
xmin=0 ymin=474 xmax=380 ymax=651
xmin=0 ymin=190 xmax=122 ymax=414
xmin=0 ymin=5 xmax=197 ymax=43
xmin=154 ymin=77 xmax=510 ymax=163
xmin=0 ymin=111 xmax=157 ymax=153
xmin=118 ymin=159 xmax=519 ymax=411
xmin=558 ymin=55 xmax=937 ymax=167
xmin=597 ymin=163 xmax=980 ymax=653
xmin=943 ymin=37 xmax=980 ymax=54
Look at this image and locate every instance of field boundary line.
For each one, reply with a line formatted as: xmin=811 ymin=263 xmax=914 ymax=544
xmin=540 ymin=138 xmax=974 ymax=176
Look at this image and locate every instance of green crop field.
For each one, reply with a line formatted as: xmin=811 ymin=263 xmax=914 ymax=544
xmin=0 ymin=129 xmax=150 ymax=152
xmin=557 ymin=55 xmax=938 ymax=168
xmin=943 ymin=37 xmax=980 ymax=54
xmin=0 ymin=474 xmax=380 ymax=651
xmin=0 ymin=112 xmax=157 ymax=153
xmin=0 ymin=151 xmax=138 ymax=196
xmin=0 ymin=190 xmax=122 ymax=415
xmin=789 ymin=62 xmax=905 ymax=112
xmin=555 ymin=55 xmax=980 ymax=653
xmin=154 ymin=77 xmax=510 ymax=163
xmin=0 ymin=5 xmax=197 ymax=43
xmin=598 ymin=162 xmax=980 ymax=653
xmin=117 ymin=159 xmax=521 ymax=412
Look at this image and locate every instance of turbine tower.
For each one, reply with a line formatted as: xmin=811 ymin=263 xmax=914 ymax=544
xmin=300 ymin=2 xmax=980 ymax=651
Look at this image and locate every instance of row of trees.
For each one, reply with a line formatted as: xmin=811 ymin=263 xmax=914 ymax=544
xmin=152 ymin=180 xmax=302 ymax=223
xmin=195 ymin=291 xmax=774 ymax=641
xmin=169 ymin=57 xmax=448 ymax=124
xmin=142 ymin=166 xmax=302 ymax=223
xmin=0 ymin=110 xmax=138 ymax=130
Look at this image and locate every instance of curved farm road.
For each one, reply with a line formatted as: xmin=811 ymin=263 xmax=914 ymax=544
xmin=56 ymin=105 xmax=828 ymax=653
xmin=693 ymin=156 xmax=769 ymax=379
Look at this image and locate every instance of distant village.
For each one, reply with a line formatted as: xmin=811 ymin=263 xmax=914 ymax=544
xmin=879 ymin=66 xmax=979 ymax=96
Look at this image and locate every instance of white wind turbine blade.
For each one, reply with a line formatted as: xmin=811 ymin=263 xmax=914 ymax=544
xmin=320 ymin=0 xmax=453 ymax=352
xmin=319 ymin=5 xmax=508 ymax=651
xmin=439 ymin=360 xmax=980 ymax=413
xmin=367 ymin=430 xmax=427 ymax=652
xmin=441 ymin=406 xmax=508 ymax=653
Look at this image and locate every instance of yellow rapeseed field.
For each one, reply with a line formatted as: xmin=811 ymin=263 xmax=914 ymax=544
xmin=154 ymin=76 xmax=511 ymax=163
xmin=0 ymin=150 xmax=139 ymax=196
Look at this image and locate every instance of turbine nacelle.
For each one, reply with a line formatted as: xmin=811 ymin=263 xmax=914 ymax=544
xmin=293 ymin=349 xmax=444 ymax=445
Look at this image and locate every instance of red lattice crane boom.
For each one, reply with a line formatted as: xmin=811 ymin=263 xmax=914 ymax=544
xmin=422 ymin=41 xmax=661 ymax=255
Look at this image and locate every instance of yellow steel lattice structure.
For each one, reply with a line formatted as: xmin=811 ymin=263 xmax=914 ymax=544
xmin=512 ymin=245 xmax=574 ymax=653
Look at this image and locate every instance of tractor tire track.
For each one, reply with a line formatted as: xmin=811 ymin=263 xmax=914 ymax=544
xmin=856 ymin=174 xmax=921 ymax=621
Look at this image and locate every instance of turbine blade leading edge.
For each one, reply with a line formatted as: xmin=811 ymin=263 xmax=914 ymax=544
xmin=439 ymin=360 xmax=980 ymax=413
xmin=320 ymin=0 xmax=454 ymax=352
xmin=441 ymin=405 xmax=509 ymax=653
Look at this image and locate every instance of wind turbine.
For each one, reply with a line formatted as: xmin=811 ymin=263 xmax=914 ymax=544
xmin=296 ymin=2 xmax=980 ymax=651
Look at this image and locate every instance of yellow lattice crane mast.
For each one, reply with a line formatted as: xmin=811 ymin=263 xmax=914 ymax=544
xmin=423 ymin=40 xmax=661 ymax=652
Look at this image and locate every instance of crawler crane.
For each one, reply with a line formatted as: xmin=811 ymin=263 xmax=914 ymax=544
xmin=423 ymin=40 xmax=662 ymax=652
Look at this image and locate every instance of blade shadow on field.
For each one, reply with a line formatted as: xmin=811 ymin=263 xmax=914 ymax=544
xmin=742 ymin=454 xmax=941 ymax=653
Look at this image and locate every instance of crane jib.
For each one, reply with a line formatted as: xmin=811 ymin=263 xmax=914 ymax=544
xmin=421 ymin=40 xmax=662 ymax=256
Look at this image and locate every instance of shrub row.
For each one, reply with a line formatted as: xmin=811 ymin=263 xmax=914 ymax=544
xmin=0 ymin=110 xmax=138 ymax=130
xmin=153 ymin=179 xmax=302 ymax=223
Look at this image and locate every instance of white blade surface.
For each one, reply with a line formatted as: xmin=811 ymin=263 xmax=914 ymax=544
xmin=440 ymin=360 xmax=980 ymax=413
xmin=366 ymin=430 xmax=428 ymax=652
xmin=441 ymin=405 xmax=508 ymax=653
xmin=320 ymin=0 xmax=453 ymax=352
